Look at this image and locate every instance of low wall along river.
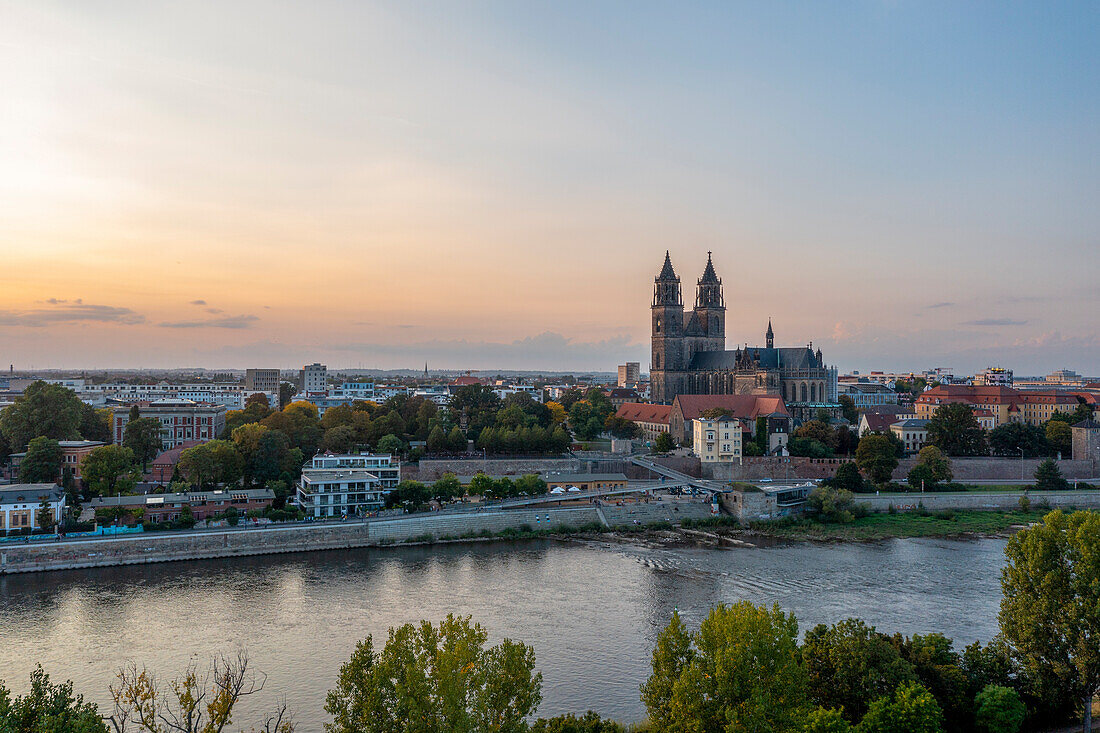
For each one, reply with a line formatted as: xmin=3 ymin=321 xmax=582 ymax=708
xmin=0 ymin=502 xmax=714 ymax=575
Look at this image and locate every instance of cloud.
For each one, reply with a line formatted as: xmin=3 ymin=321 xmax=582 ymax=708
xmin=205 ymin=307 xmax=224 ymax=314
xmin=0 ymin=302 xmax=144 ymax=327
xmin=189 ymin=299 xmax=207 ymax=306
xmin=158 ymin=314 xmax=259 ymax=329
xmin=961 ymin=318 xmax=1028 ymax=327
xmin=926 ymin=302 xmax=954 ymax=309
xmin=831 ymin=321 xmax=861 ymax=342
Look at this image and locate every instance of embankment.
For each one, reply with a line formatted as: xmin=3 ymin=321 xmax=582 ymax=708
xmin=0 ymin=502 xmax=714 ymax=575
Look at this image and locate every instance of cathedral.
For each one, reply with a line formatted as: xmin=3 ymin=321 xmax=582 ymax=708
xmin=650 ymin=252 xmax=838 ymax=419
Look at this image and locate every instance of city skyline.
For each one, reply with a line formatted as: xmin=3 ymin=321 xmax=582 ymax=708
xmin=2 ymin=2 xmax=1097 ymax=372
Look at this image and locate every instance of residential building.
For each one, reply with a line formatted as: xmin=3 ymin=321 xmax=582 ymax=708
xmin=299 ymin=363 xmax=327 ymax=396
xmin=837 ymin=382 xmax=899 ymax=409
xmin=614 ymin=402 xmax=672 ymax=442
xmin=296 ymin=453 xmax=401 ymax=518
xmin=543 ymin=473 xmax=628 ymax=491
xmin=693 ymin=416 xmax=743 ymax=464
xmin=80 ymin=382 xmax=276 ymax=410
xmin=9 ymin=440 xmax=106 ymax=483
xmin=914 ymin=385 xmax=1081 ymax=428
xmin=890 ymin=419 xmax=930 ymax=455
xmin=111 ymin=400 xmax=227 ymax=450
xmin=1072 ymin=419 xmax=1100 ymax=461
xmin=857 ymin=405 xmax=918 ymax=437
xmin=373 ymin=384 xmax=409 ymax=401
xmin=0 ymin=484 xmax=65 ymax=532
xmin=973 ymin=367 xmax=1013 ymax=387
xmin=89 ymin=489 xmax=274 ymax=524
xmin=668 ymin=394 xmax=790 ymax=446
xmin=603 ymin=388 xmax=641 ymax=409
xmin=617 ymin=362 xmax=640 ymax=387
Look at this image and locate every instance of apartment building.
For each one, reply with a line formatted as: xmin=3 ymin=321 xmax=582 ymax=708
xmin=299 ymin=363 xmax=327 ymax=396
xmin=111 ymin=400 xmax=227 ymax=450
xmin=296 ymin=453 xmax=401 ymax=518
xmin=693 ymin=416 xmax=743 ymax=464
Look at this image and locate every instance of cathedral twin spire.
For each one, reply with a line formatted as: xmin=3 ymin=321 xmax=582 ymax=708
xmin=654 ymin=251 xmax=723 ymax=308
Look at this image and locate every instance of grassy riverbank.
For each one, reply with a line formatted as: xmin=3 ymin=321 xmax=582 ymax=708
xmin=748 ymin=509 xmax=1033 ymax=541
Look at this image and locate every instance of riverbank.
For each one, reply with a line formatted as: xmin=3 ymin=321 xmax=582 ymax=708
xmin=745 ymin=509 xmax=1032 ymax=542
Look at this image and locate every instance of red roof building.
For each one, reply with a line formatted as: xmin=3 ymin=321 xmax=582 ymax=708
xmin=669 ymin=394 xmax=790 ymax=443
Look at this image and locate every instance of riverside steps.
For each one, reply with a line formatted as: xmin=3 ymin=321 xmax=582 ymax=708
xmin=0 ymin=502 xmax=714 ymax=575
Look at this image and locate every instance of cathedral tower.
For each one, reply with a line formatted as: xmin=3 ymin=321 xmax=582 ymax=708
xmin=651 ymin=251 xmax=684 ymax=403
xmin=693 ymin=251 xmax=726 ymax=354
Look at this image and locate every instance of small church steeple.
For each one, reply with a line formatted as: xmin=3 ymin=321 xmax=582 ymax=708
xmin=766 ymin=319 xmax=774 ymax=349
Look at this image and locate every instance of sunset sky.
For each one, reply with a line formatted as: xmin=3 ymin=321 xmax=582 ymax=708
xmin=1 ymin=2 xmax=1097 ymax=374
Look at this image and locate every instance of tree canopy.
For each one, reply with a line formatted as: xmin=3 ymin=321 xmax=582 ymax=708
xmin=926 ymin=404 xmax=987 ymax=457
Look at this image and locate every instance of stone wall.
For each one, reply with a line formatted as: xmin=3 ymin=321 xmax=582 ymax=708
xmin=704 ymin=457 xmax=851 ymax=481
xmin=854 ymin=490 xmax=1100 ymax=513
xmin=414 ymin=457 xmax=580 ymax=481
xmin=891 ymin=457 xmax=1099 ymax=481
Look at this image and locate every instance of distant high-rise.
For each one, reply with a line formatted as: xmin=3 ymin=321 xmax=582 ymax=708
xmin=299 ymin=363 xmax=327 ymax=396
xmin=246 ymin=368 xmax=281 ymax=406
xmin=617 ymin=362 xmax=640 ymax=387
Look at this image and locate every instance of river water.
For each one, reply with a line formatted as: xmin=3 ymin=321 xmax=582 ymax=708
xmin=0 ymin=537 xmax=1007 ymax=731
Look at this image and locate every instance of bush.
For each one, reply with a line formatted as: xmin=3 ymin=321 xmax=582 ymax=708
xmin=974 ymin=684 xmax=1025 ymax=733
xmin=1018 ymin=495 xmax=1031 ymax=513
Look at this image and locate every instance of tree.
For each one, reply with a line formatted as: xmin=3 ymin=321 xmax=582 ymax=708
xmin=838 ymin=395 xmax=859 ymax=425
xmin=108 ymin=650 xmax=293 ymax=733
xmin=80 ymin=404 xmax=113 ymax=443
xmin=123 ymin=417 xmax=163 ymax=472
xmin=431 ymin=473 xmax=463 ymax=503
xmin=0 ymin=665 xmax=107 ymax=732
xmin=989 ymin=423 xmax=1047 ymax=458
xmin=795 ymin=420 xmax=837 ymax=452
xmin=640 ymin=602 xmax=808 ymax=732
xmin=206 ymin=440 xmax=244 ymax=487
xmin=1046 ymin=420 xmax=1073 ymax=458
xmin=514 ymin=474 xmax=547 ymax=496
xmin=530 ymin=711 xmax=623 ymax=732
xmin=803 ymin=619 xmax=916 ymax=722
xmin=81 ymin=446 xmax=136 ymax=497
xmin=322 ymin=425 xmax=357 ymax=454
xmin=806 ymin=487 xmax=861 ymax=524
xmin=653 ymin=432 xmax=675 ymax=453
xmin=447 ymin=426 xmax=467 ymax=453
xmin=926 ymin=404 xmax=986 ymax=457
xmin=385 ymin=480 xmax=431 ymax=511
xmin=803 ymin=707 xmax=851 ymax=733
xmin=128 ymin=404 xmax=141 ymax=422
xmin=1034 ymin=458 xmax=1069 ymax=491
xmin=0 ymin=380 xmax=82 ymax=449
xmin=545 ymin=401 xmax=567 ymax=426
xmin=974 ymin=684 xmax=1025 ymax=733
xmin=376 ymin=433 xmax=404 ymax=456
xmin=324 ymin=615 xmax=541 ymax=733
xmin=20 ymin=437 xmax=62 ymax=483
xmin=604 ymin=416 xmax=641 ymax=439
xmin=789 ymin=437 xmax=832 ymax=459
xmin=177 ymin=444 xmax=217 ymax=490
xmin=855 ymin=434 xmax=899 ymax=486
xmin=468 ymin=473 xmax=496 ymax=497
xmin=999 ymin=509 xmax=1100 ymax=733
xmin=231 ymin=423 xmax=270 ymax=486
xmin=855 ymin=681 xmax=944 ymax=733
xmin=37 ymin=496 xmax=56 ymax=533
xmin=426 ymin=425 xmax=447 ymax=453
xmin=891 ymin=633 xmax=969 ymax=732
xmin=908 ymin=448 xmax=953 ymax=491
xmin=831 ymin=462 xmax=865 ymax=493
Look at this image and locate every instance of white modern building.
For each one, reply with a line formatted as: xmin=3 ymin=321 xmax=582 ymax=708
xmin=0 ymin=484 xmax=65 ymax=532
xmin=295 ymin=453 xmax=401 ymax=518
xmin=299 ymin=363 xmax=327 ymax=396
xmin=692 ymin=416 xmax=743 ymax=464
xmin=974 ymin=367 xmax=1013 ymax=387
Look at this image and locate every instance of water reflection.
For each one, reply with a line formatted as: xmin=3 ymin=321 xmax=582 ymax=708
xmin=0 ymin=537 xmax=1006 ymax=731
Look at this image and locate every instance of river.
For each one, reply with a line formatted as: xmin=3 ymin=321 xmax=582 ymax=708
xmin=0 ymin=537 xmax=1007 ymax=731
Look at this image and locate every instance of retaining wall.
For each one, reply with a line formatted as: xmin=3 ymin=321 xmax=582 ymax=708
xmin=854 ymin=490 xmax=1100 ymax=513
xmin=414 ymin=457 xmax=580 ymax=480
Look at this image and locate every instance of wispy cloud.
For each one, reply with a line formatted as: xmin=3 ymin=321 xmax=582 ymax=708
xmin=159 ymin=314 xmax=259 ymax=329
xmin=0 ymin=301 xmax=144 ymax=327
xmin=188 ymin=299 xmax=207 ymax=306
xmin=205 ymin=307 xmax=223 ymax=314
xmin=961 ymin=318 xmax=1027 ymax=327
xmin=926 ymin=302 xmax=954 ymax=309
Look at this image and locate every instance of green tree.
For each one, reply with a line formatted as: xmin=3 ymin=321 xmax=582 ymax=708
xmin=803 ymin=619 xmax=916 ymax=722
xmin=322 ymin=425 xmax=357 ymax=454
xmin=0 ymin=380 xmax=82 ymax=449
xmin=803 ymin=707 xmax=852 ymax=733
xmin=795 ymin=420 xmax=837 ymax=452
xmin=19 ymin=437 xmax=62 ymax=483
xmin=999 ymin=509 xmax=1100 ymax=733
xmin=831 ymin=462 xmax=865 ymax=493
xmin=789 ymin=437 xmax=832 ymax=458
xmin=989 ymin=423 xmax=1047 ymax=458
xmin=123 ymin=417 xmax=163 ymax=472
xmin=891 ymin=633 xmax=969 ymax=732
xmin=806 ymin=487 xmax=861 ymax=524
xmin=376 ymin=433 xmax=404 ymax=456
xmin=855 ymin=434 xmax=899 ymax=485
xmin=426 ymin=425 xmax=448 ymax=453
xmin=431 ymin=473 xmax=463 ymax=503
xmin=128 ymin=404 xmax=141 ymax=422
xmin=530 ymin=711 xmax=623 ymax=732
xmin=324 ymin=614 xmax=541 ymax=733
xmin=926 ymin=403 xmax=987 ymax=457
xmin=1046 ymin=420 xmax=1073 ymax=458
xmin=654 ymin=432 xmax=675 ymax=454
xmin=1034 ymin=458 xmax=1069 ymax=491
xmin=514 ymin=474 xmax=547 ymax=496
xmin=385 ymin=480 xmax=431 ymax=511
xmin=177 ymin=443 xmax=217 ymax=490
xmin=641 ymin=602 xmax=808 ymax=732
xmin=206 ymin=439 xmax=244 ymax=487
xmin=916 ymin=446 xmax=952 ymax=483
xmin=447 ymin=426 xmax=467 ymax=453
xmin=79 ymin=404 xmax=113 ymax=443
xmin=838 ymin=395 xmax=859 ymax=425
xmin=81 ymin=445 xmax=136 ymax=497
xmin=37 ymin=496 xmax=56 ymax=533
xmin=0 ymin=666 xmax=107 ymax=732
xmin=855 ymin=681 xmax=944 ymax=733
xmin=973 ymin=684 xmax=1025 ymax=733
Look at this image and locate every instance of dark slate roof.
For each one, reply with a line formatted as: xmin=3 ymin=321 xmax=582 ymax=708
xmin=688 ymin=347 xmax=819 ymax=371
xmin=1072 ymin=418 xmax=1100 ymax=429
xmin=658 ymin=251 xmax=677 ymax=280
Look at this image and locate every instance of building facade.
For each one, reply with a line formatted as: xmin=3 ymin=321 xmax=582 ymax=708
xmin=111 ymin=400 xmax=227 ymax=450
xmin=1072 ymin=419 xmax=1100 ymax=461
xmin=299 ymin=363 xmax=327 ymax=396
xmin=649 ymin=252 xmax=838 ymax=420
xmin=9 ymin=440 xmax=106 ymax=483
xmin=669 ymin=394 xmax=791 ymax=448
xmin=693 ymin=416 xmax=743 ymax=464
xmin=296 ymin=453 xmax=401 ymax=518
xmin=617 ymin=362 xmax=640 ymax=387
xmin=614 ymin=403 xmax=672 ymax=442
xmin=890 ymin=419 xmax=930 ymax=455
xmin=915 ymin=386 xmax=1081 ymax=428
xmin=0 ymin=484 xmax=65 ymax=532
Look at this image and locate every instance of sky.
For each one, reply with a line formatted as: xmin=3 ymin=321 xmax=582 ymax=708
xmin=0 ymin=1 xmax=1097 ymax=375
